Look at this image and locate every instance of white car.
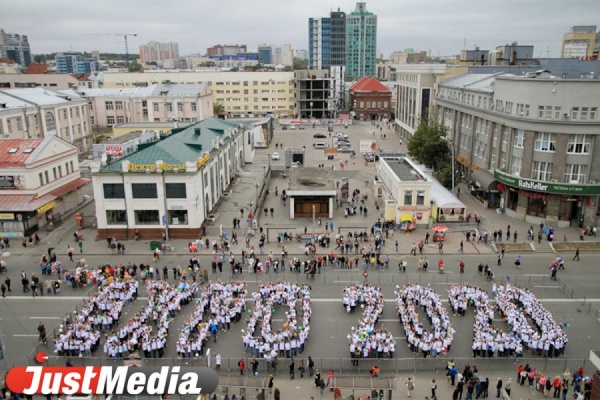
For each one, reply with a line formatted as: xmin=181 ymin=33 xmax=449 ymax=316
xmin=271 ymin=152 xmax=280 ymax=160
xmin=291 ymin=161 xmax=301 ymax=168
xmin=335 ymin=132 xmax=349 ymax=139
xmin=313 ymin=141 xmax=329 ymax=149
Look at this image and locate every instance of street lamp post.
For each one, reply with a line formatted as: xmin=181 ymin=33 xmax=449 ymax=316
xmin=312 ymin=205 xmax=316 ymax=242
xmin=254 ymin=183 xmax=259 ymax=200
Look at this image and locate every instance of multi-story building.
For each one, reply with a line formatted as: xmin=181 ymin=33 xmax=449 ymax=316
xmin=488 ymin=42 xmax=534 ymax=66
xmin=0 ymin=74 xmax=83 ymax=90
xmin=349 ymin=77 xmax=391 ymax=121
xmin=295 ymin=50 xmax=308 ymax=60
xmin=75 ymin=84 xmax=213 ymax=129
xmin=436 ymin=72 xmax=600 ymax=227
xmin=345 ymin=2 xmax=377 ymax=79
xmin=308 ymin=9 xmax=346 ymax=70
xmin=55 ymin=53 xmax=99 ymax=74
xmin=101 ymin=71 xmax=296 ymax=118
xmin=91 ymin=117 xmax=260 ymax=239
xmin=561 ymin=26 xmax=599 ymax=59
xmin=140 ymin=41 xmax=179 ymax=65
xmin=295 ymin=69 xmax=334 ymax=119
xmin=0 ymin=88 xmax=92 ymax=152
xmin=0 ymin=29 xmax=31 ymax=67
xmin=257 ymin=44 xmax=294 ymax=66
xmin=258 ymin=46 xmax=272 ymax=64
xmin=0 ymin=136 xmax=90 ymax=236
xmin=206 ymin=44 xmax=247 ymax=57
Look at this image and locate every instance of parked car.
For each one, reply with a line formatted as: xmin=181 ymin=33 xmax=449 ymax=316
xmin=364 ymin=153 xmax=377 ymax=162
xmin=271 ymin=152 xmax=280 ymax=160
xmin=291 ymin=161 xmax=301 ymax=168
xmin=336 ymin=140 xmax=351 ymax=147
xmin=290 ymin=124 xmax=296 ymax=130
xmin=313 ymin=132 xmax=327 ymax=138
xmin=338 ymin=146 xmax=354 ymax=153
xmin=281 ymin=125 xmax=288 ymax=130
xmin=335 ymin=132 xmax=349 ymax=139
xmin=313 ymin=141 xmax=329 ymax=149
xmin=298 ymin=124 xmax=305 ymax=130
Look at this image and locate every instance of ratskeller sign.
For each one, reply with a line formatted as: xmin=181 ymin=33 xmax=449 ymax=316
xmin=494 ymin=170 xmax=600 ymax=195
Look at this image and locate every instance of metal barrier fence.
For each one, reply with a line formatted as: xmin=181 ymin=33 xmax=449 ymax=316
xmin=32 ymin=355 xmax=593 ymax=379
xmin=559 ymin=280 xmax=600 ymax=323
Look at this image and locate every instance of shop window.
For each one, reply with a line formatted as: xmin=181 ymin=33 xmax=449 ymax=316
xmin=131 ymin=183 xmax=157 ymax=198
xmin=134 ymin=210 xmax=159 ymax=225
xmin=506 ymin=190 xmax=519 ymax=211
xmin=103 ymin=183 xmax=125 ymax=199
xmin=527 ymin=196 xmax=546 ymax=217
xmin=169 ymin=210 xmax=188 ymax=225
xmin=166 ymin=183 xmax=187 ymax=198
xmin=106 ymin=210 xmax=127 ymax=225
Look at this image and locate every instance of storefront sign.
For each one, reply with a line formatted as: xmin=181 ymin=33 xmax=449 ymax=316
xmin=494 ymin=170 xmax=600 ymax=195
xmin=0 ymin=176 xmax=17 ymax=189
xmin=36 ymin=200 xmax=56 ymax=214
xmin=105 ymin=145 xmax=124 ymax=158
xmin=128 ymin=163 xmax=186 ymax=172
xmin=397 ymin=205 xmax=430 ymax=211
xmin=0 ymin=213 xmax=15 ymax=220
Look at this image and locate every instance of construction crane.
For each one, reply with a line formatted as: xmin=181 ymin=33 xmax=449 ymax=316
xmin=83 ymin=33 xmax=138 ymax=66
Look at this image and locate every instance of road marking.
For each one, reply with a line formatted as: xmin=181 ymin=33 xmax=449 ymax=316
xmin=30 ymin=317 xmax=61 ymax=319
xmin=379 ymin=319 xmax=399 ymax=322
xmin=524 ymin=274 xmax=547 ymax=277
xmin=13 ymin=334 xmax=38 ymax=337
xmin=533 ymin=286 xmax=561 ymax=289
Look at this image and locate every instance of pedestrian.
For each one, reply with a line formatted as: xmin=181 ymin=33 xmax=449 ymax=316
xmin=497 ymin=254 xmax=502 ymax=266
xmin=459 ymin=260 xmax=465 ymax=273
xmin=431 ymin=379 xmax=437 ymax=398
xmin=4 ymin=276 xmax=11 ymax=292
xmin=459 ymin=240 xmax=464 ymax=253
xmin=270 ymin=208 xmax=274 ymax=217
xmin=438 ymin=242 xmax=444 ymax=254
xmin=514 ymin=256 xmax=521 ymax=268
xmin=68 ymin=246 xmax=74 ymax=262
xmin=496 ymin=378 xmax=503 ymax=398
xmin=406 ymin=375 xmax=415 ymax=397
xmin=215 ymin=354 xmax=221 ymax=370
xmin=78 ymin=240 xmax=83 ymax=253
xmin=268 ymin=375 xmax=274 ymax=394
xmin=273 ymin=386 xmax=281 ymax=400
xmin=1 ymin=283 xmax=6 ymax=297
xmin=513 ymin=231 xmax=518 ymax=243
xmin=238 ymin=358 xmax=245 ymax=375
xmin=289 ymin=358 xmax=295 ymax=380
xmin=395 ymin=240 xmax=398 ymax=252
xmin=573 ymin=248 xmax=580 ymax=261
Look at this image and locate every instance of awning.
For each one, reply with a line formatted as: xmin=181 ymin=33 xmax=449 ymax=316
xmin=49 ymin=178 xmax=91 ymax=198
xmin=0 ymin=194 xmax=57 ymax=213
xmin=471 ymin=169 xmax=499 ymax=191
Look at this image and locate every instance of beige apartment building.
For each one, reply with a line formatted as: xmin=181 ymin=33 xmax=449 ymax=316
xmin=0 ymin=88 xmax=92 ymax=152
xmin=73 ymin=84 xmax=213 ymax=130
xmin=102 ymin=71 xmax=296 ymax=118
xmin=0 ymin=73 xmax=85 ymax=90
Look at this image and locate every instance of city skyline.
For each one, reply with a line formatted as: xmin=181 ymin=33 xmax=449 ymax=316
xmin=3 ymin=0 xmax=599 ymax=59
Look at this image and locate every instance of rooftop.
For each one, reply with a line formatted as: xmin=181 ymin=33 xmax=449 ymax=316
xmin=350 ymin=77 xmax=390 ymax=93
xmin=77 ymin=83 xmax=206 ymax=98
xmin=100 ymin=117 xmax=242 ymax=172
xmin=0 ymin=138 xmax=43 ymax=168
xmin=113 ymin=122 xmax=192 ymax=129
xmin=384 ymin=158 xmax=429 ymax=182
xmin=288 ymin=167 xmax=335 ymax=192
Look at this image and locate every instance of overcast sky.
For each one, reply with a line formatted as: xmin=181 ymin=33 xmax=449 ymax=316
xmin=3 ymin=0 xmax=599 ymax=58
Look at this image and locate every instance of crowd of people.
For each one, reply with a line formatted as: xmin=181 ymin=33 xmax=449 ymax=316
xmin=243 ymin=282 xmax=312 ymax=365
xmin=344 ymin=283 xmax=395 ymax=361
xmin=53 ymin=279 xmax=138 ymax=356
xmin=177 ymin=281 xmax=246 ymax=358
xmin=104 ymin=280 xmax=198 ymax=359
xmin=396 ymin=284 xmax=454 ymax=358
xmin=496 ymin=283 xmax=568 ymax=357
xmin=447 ymin=284 xmax=524 ymax=358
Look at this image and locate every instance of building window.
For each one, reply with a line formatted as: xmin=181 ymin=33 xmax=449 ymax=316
xmin=70 ymin=161 xmax=74 ymax=172
xmin=571 ymin=107 xmax=579 ymax=120
xmin=107 ymin=116 xmax=115 ymax=125
xmin=105 ymin=101 xmax=114 ymax=110
xmin=106 ymin=210 xmax=127 ymax=225
xmin=153 ymin=103 xmax=159 ymax=112
xmin=416 ymin=190 xmax=425 ymax=205
xmin=90 ymin=116 xmax=95 ymax=125
xmin=117 ymin=116 xmax=124 ymax=124
xmin=142 ymin=100 xmax=147 ymax=107
xmin=360 ymin=101 xmax=364 ymax=108
xmin=513 ymin=129 xmax=524 ymax=148
xmin=45 ymin=112 xmax=55 ymax=130
xmin=177 ymin=103 xmax=184 ymax=112
xmin=534 ymin=132 xmax=556 ymax=152
xmin=168 ymin=210 xmax=188 ymax=225
xmin=52 ymin=167 xmax=57 ymax=180
xmin=567 ymin=134 xmax=591 ymax=154
xmin=563 ymin=164 xmax=587 ymax=184
xmin=65 ymin=162 xmax=69 ymax=174
xmin=166 ymin=183 xmax=187 ymax=198
xmin=404 ymin=190 xmax=413 ymax=205
xmin=134 ymin=210 xmax=160 ymax=225
xmin=532 ymin=161 xmax=553 ymax=181
xmin=510 ymin=156 xmax=522 ymax=176
xmin=166 ymin=103 xmax=173 ymax=112
xmin=44 ymin=170 xmax=49 ymax=183
xmin=132 ymin=183 xmax=157 ymax=198
xmin=39 ymin=172 xmax=43 ymax=186
xmin=103 ymin=183 xmax=125 ymax=199
xmin=581 ymin=107 xmax=589 ymax=120
xmin=590 ymin=107 xmax=597 ymax=120
xmin=58 ymin=165 xmax=62 ymax=177
xmin=115 ymin=101 xmax=123 ymax=110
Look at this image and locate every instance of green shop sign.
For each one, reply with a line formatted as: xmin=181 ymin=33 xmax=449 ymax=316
xmin=494 ymin=170 xmax=600 ymax=195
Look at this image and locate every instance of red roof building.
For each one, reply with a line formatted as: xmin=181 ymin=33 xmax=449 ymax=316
xmin=349 ymin=77 xmax=392 ymax=121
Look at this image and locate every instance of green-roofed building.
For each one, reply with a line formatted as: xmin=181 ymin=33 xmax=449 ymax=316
xmin=90 ymin=117 xmax=265 ymax=239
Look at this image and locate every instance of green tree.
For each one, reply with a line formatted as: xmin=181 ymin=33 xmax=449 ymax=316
xmin=293 ymin=58 xmax=308 ymax=69
xmin=213 ymin=102 xmax=225 ymax=118
xmin=127 ymin=62 xmax=143 ymax=72
xmin=407 ymin=115 xmax=455 ymax=189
